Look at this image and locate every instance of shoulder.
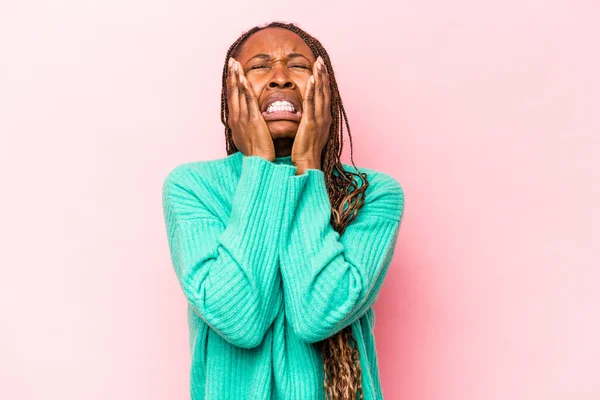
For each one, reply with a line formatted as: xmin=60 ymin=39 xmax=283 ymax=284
xmin=162 ymin=152 xmax=242 ymax=194
xmin=340 ymin=162 xmax=405 ymax=222
xmin=342 ymin=163 xmax=404 ymax=198
xmin=162 ymin=153 xmax=242 ymax=211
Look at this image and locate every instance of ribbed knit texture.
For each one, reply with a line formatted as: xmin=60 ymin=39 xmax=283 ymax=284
xmin=162 ymin=151 xmax=404 ymax=400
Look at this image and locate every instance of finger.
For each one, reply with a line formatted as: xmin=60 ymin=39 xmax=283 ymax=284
xmin=236 ymin=61 xmax=261 ymax=120
xmin=321 ymin=58 xmax=331 ymax=119
xmin=303 ymin=74 xmax=315 ymax=120
xmin=228 ymin=58 xmax=240 ymax=124
xmin=234 ymin=62 xmax=248 ymax=121
xmin=314 ymin=56 xmax=324 ymax=119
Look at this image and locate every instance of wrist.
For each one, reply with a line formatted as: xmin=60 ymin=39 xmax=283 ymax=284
xmin=292 ymin=152 xmax=321 ymax=167
xmin=249 ymin=149 xmax=276 ymax=162
xmin=294 ymin=161 xmax=321 ymax=175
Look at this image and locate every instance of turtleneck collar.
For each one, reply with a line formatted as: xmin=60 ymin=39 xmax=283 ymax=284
xmin=274 ymin=155 xmax=293 ymax=166
xmin=229 ymin=151 xmax=294 ymax=166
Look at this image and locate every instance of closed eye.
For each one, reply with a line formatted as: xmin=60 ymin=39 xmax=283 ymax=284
xmin=249 ymin=64 xmax=309 ymax=71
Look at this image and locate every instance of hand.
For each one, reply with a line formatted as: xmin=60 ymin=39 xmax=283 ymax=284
xmin=291 ymin=55 xmax=332 ymax=171
xmin=227 ymin=57 xmax=275 ymax=161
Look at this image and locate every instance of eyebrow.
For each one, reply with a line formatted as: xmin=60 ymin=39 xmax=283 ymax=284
xmin=247 ymin=53 xmax=311 ymax=62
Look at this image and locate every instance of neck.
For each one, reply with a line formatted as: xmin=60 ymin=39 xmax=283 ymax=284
xmin=273 ymin=138 xmax=293 ymax=158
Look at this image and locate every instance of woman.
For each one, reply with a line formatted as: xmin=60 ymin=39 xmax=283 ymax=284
xmin=162 ymin=21 xmax=405 ymax=400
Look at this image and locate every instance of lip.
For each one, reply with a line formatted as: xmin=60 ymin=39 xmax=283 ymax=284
xmin=260 ymin=94 xmax=302 ymax=114
xmin=262 ymin=110 xmax=302 ymax=122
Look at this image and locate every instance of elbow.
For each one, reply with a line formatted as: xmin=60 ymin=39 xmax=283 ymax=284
xmin=224 ymin=328 xmax=266 ymax=349
xmin=216 ymin=310 xmax=272 ymax=348
xmin=288 ymin=312 xmax=343 ymax=344
xmin=183 ymin=287 xmax=270 ymax=349
xmin=180 ymin=270 xmax=273 ymax=349
xmin=291 ymin=319 xmax=353 ymax=344
xmin=287 ymin=293 xmax=371 ymax=344
xmin=188 ymin=301 xmax=269 ymax=348
xmin=293 ymin=326 xmax=329 ymax=344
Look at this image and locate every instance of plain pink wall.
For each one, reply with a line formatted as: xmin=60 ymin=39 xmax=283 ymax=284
xmin=1 ymin=0 xmax=598 ymax=399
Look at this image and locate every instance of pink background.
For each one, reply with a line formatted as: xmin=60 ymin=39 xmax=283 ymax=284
xmin=1 ymin=1 xmax=599 ymax=399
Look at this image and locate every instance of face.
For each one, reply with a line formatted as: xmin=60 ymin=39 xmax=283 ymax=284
xmin=234 ymin=27 xmax=316 ymax=141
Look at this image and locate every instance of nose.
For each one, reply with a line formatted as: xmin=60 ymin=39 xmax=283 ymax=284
xmin=267 ymin=64 xmax=295 ymax=89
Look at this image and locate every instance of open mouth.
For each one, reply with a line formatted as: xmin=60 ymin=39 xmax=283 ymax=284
xmin=261 ymin=100 xmax=302 ymax=122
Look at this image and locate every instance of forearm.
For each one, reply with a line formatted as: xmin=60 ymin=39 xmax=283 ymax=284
xmin=163 ymin=156 xmax=297 ymax=348
xmin=279 ymin=168 xmax=404 ymax=343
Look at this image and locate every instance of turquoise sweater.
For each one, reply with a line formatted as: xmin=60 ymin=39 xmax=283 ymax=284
xmin=162 ymin=151 xmax=404 ymax=399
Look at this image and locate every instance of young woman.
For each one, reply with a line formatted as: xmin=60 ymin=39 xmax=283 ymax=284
xmin=162 ymin=21 xmax=405 ymax=400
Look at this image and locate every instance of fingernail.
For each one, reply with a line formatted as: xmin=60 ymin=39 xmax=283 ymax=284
xmin=234 ymin=62 xmax=238 ymax=72
xmin=228 ymin=58 xmax=233 ymax=67
xmin=310 ymin=75 xmax=315 ymax=84
xmin=317 ymin=61 xmax=321 ymax=70
xmin=319 ymin=56 xmax=324 ymax=64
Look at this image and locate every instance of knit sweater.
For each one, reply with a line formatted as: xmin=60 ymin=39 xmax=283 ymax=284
xmin=161 ymin=151 xmax=405 ymax=400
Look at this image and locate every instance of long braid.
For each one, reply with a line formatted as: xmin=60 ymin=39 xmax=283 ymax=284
xmin=220 ymin=21 xmax=370 ymax=400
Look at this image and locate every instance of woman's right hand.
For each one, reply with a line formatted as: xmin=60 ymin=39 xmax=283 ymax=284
xmin=227 ymin=57 xmax=275 ymax=162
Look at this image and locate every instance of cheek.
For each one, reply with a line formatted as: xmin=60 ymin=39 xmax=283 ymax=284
xmin=298 ymin=83 xmax=306 ymax=98
xmin=247 ymin=78 xmax=265 ymax=98
xmin=251 ymin=86 xmax=262 ymax=99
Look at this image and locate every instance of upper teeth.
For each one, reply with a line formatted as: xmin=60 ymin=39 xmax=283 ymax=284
xmin=266 ymin=100 xmax=295 ymax=114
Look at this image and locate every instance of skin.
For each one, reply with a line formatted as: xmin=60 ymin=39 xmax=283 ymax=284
xmin=226 ymin=27 xmax=332 ymax=175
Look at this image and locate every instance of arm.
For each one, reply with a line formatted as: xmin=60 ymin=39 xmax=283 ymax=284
xmin=162 ymin=155 xmax=298 ymax=349
xmin=279 ymin=168 xmax=405 ymax=343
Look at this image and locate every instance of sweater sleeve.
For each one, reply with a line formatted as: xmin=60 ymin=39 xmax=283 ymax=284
xmin=162 ymin=155 xmax=298 ymax=349
xmin=279 ymin=168 xmax=404 ymax=343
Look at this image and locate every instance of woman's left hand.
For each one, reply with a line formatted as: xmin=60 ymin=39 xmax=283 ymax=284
xmin=291 ymin=55 xmax=332 ymax=171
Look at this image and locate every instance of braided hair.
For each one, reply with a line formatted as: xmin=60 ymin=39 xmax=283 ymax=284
xmin=219 ymin=21 xmax=370 ymax=400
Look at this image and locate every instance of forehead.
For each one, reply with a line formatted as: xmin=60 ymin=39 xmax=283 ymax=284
xmin=236 ymin=27 xmax=315 ymax=62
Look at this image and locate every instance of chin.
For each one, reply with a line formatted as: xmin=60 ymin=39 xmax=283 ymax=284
xmin=267 ymin=121 xmax=298 ymax=139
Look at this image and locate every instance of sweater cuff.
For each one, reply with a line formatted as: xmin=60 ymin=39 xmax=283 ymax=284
xmin=288 ymin=168 xmax=331 ymax=212
xmin=284 ymin=169 xmax=334 ymax=248
xmin=228 ymin=155 xmax=297 ymax=227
